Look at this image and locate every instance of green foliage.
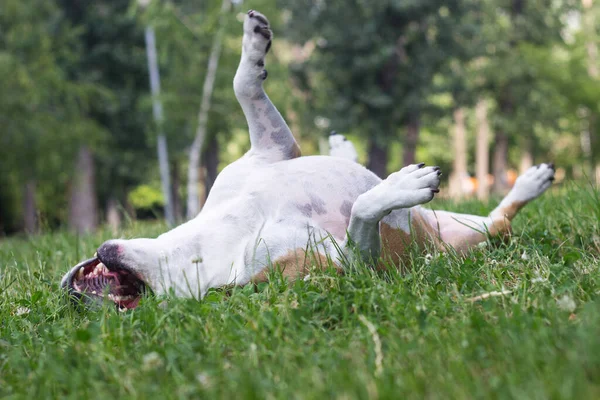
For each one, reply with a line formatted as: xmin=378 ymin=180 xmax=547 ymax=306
xmin=0 ymin=0 xmax=109 ymax=232
xmin=0 ymin=0 xmax=598 ymax=232
xmin=1 ymin=185 xmax=600 ymax=397
xmin=128 ymin=184 xmax=165 ymax=209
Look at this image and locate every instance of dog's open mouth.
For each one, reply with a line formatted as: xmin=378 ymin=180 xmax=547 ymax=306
xmin=62 ymin=257 xmax=146 ymax=310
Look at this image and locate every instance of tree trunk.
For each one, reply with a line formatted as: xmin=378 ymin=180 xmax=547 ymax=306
xmin=475 ymin=99 xmax=490 ymax=201
xmin=23 ymin=180 xmax=38 ymax=234
xmin=449 ymin=108 xmax=468 ymax=199
xmin=145 ymin=26 xmax=175 ymax=227
xmin=582 ymin=0 xmax=599 ymax=185
xmin=106 ymin=197 xmax=121 ymax=234
xmin=187 ymin=0 xmax=230 ymax=220
xmin=583 ymin=0 xmax=598 ymax=79
xmin=519 ymin=139 xmax=534 ymax=174
xmin=403 ymin=113 xmax=420 ymax=166
xmin=68 ymin=145 xmax=98 ymax=234
xmin=171 ymin=160 xmax=182 ymax=222
xmin=367 ymin=138 xmax=388 ymax=178
xmin=492 ymin=130 xmax=509 ymax=195
xmin=203 ymin=135 xmax=220 ymax=198
xmin=490 ymin=0 xmax=521 ymax=195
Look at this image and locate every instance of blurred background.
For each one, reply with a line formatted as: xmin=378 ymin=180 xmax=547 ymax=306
xmin=0 ymin=0 xmax=598 ymax=236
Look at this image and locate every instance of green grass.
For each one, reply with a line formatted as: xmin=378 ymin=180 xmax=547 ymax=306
xmin=1 ymin=184 xmax=600 ymax=399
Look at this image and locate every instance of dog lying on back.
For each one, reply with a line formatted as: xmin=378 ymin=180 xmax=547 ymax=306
xmin=61 ymin=10 xmax=555 ymax=309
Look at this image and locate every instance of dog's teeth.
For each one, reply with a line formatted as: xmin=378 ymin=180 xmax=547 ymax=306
xmin=76 ymin=268 xmax=85 ymax=280
xmin=93 ymin=262 xmax=109 ymax=276
xmin=108 ymin=294 xmax=133 ymax=302
xmin=92 ymin=290 xmax=98 ymax=295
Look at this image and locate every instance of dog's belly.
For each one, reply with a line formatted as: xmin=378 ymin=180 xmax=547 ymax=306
xmin=211 ymin=156 xmax=382 ymax=240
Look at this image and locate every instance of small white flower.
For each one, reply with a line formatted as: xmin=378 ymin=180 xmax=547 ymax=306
xmin=531 ymin=276 xmax=547 ymax=284
xmin=196 ymin=373 xmax=212 ymax=388
xmin=424 ymin=254 xmax=433 ymax=265
xmin=158 ymin=300 xmax=169 ymax=310
xmin=477 ymin=241 xmax=488 ymax=248
xmin=303 ymin=274 xmax=311 ymax=282
xmin=15 ymin=306 xmax=30 ymax=316
xmin=142 ymin=352 xmax=163 ymax=371
xmin=521 ymin=251 xmax=529 ymax=260
xmin=557 ymin=295 xmax=576 ymax=312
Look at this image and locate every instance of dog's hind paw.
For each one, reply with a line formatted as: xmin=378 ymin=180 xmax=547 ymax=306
xmin=510 ymin=163 xmax=555 ymax=202
xmin=243 ymin=10 xmax=272 ymax=63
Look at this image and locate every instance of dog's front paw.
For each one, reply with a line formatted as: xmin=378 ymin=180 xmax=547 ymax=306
xmin=328 ymin=131 xmax=358 ymax=162
xmin=383 ymin=163 xmax=442 ymax=208
xmin=243 ymin=10 xmax=272 ymax=63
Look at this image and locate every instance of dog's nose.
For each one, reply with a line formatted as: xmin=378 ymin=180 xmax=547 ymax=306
xmin=97 ymin=240 xmax=124 ymax=266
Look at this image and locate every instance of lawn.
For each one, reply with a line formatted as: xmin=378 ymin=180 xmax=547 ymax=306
xmin=1 ymin=184 xmax=600 ymax=399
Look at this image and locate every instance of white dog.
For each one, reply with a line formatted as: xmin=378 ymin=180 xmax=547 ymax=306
xmin=61 ymin=11 xmax=555 ymax=309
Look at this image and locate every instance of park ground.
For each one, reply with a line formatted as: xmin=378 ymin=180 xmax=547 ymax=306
xmin=1 ymin=183 xmax=600 ymax=399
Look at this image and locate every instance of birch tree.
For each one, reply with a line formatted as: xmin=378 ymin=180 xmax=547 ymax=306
xmin=186 ymin=0 xmax=231 ymax=219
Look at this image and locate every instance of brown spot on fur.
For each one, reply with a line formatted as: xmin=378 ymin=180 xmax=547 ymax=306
xmin=251 ymin=248 xmax=338 ymax=283
xmin=379 ymin=222 xmax=412 ymax=270
xmin=485 ymin=200 xmax=525 ymax=240
xmin=290 ymin=142 xmax=302 ymax=158
xmin=410 ymin=210 xmax=444 ymax=249
xmin=495 ymin=200 xmax=526 ymax=221
xmin=379 ymin=211 xmax=443 ymax=271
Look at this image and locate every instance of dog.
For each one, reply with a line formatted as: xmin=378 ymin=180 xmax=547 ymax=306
xmin=61 ymin=10 xmax=555 ymax=310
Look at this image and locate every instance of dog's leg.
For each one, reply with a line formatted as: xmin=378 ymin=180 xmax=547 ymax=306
xmin=328 ymin=131 xmax=359 ymax=162
xmin=416 ymin=163 xmax=555 ymax=253
xmin=234 ymin=10 xmax=300 ymax=163
xmin=343 ymin=163 xmax=441 ymax=261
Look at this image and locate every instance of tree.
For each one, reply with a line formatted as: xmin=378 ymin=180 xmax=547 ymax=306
xmin=58 ymin=0 xmax=157 ymax=231
xmin=283 ymin=0 xmax=480 ymax=177
xmin=0 ymin=0 xmax=105 ymax=234
xmin=187 ymin=0 xmax=231 ymax=219
xmin=477 ymin=0 xmax=573 ymax=193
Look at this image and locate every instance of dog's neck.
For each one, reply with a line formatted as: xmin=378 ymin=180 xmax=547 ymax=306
xmin=128 ymin=209 xmax=253 ymax=298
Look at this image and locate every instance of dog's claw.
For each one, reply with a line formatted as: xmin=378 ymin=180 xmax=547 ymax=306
xmin=417 ymin=162 xmax=425 ymax=168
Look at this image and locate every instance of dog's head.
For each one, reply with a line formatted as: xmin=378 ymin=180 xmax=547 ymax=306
xmin=61 ymin=239 xmax=165 ymax=310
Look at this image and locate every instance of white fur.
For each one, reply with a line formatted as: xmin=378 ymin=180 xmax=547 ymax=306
xmin=329 ymin=134 xmax=359 ymax=162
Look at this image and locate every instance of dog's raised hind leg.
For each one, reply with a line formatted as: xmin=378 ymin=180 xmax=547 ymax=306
xmin=343 ymin=163 xmax=441 ymax=262
xmin=234 ymin=10 xmax=301 ymax=163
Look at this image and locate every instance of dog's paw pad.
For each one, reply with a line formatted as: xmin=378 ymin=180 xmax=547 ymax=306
xmin=244 ymin=11 xmax=272 ymax=51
